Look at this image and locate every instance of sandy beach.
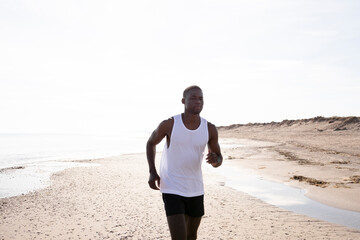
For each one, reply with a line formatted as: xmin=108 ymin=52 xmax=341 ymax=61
xmin=1 ymin=117 xmax=360 ymax=239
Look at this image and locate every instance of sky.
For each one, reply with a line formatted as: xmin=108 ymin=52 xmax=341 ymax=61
xmin=1 ymin=0 xmax=359 ymax=134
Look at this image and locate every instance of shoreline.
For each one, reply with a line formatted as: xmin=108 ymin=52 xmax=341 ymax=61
xmin=1 ymin=154 xmax=360 ymax=239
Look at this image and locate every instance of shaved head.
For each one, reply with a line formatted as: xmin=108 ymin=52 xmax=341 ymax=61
xmin=183 ymin=85 xmax=202 ymax=98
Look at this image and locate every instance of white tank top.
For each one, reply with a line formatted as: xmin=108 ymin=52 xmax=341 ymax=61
xmin=160 ymin=114 xmax=209 ymax=197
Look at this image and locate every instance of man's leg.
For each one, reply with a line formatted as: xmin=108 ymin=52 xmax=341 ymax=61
xmin=186 ymin=216 xmax=202 ymax=240
xmin=167 ymin=214 xmax=187 ymax=240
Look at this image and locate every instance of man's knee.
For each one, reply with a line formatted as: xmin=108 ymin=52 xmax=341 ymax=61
xmin=187 ymin=232 xmax=198 ymax=240
xmin=167 ymin=214 xmax=187 ymax=240
xmin=186 ymin=226 xmax=199 ymax=240
xmin=186 ymin=216 xmax=201 ymax=240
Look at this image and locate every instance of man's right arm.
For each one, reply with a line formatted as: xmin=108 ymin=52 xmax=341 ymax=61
xmin=146 ymin=119 xmax=172 ymax=190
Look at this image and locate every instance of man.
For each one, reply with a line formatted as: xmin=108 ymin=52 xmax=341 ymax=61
xmin=146 ymin=85 xmax=223 ymax=240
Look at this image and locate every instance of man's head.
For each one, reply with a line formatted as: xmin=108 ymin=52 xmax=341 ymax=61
xmin=182 ymin=85 xmax=204 ymax=115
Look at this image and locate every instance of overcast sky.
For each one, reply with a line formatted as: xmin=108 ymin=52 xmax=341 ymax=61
xmin=1 ymin=0 xmax=359 ymax=134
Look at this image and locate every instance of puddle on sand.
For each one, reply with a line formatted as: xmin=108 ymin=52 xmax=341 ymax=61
xmin=205 ymin=161 xmax=360 ymax=230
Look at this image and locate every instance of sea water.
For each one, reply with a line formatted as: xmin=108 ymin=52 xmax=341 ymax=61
xmin=0 ymin=132 xmax=148 ymax=169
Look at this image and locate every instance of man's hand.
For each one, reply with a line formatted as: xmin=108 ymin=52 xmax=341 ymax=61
xmin=206 ymin=151 xmax=221 ymax=167
xmin=148 ymin=172 xmax=161 ymax=190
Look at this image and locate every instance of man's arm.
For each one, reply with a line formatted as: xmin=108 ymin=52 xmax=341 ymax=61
xmin=206 ymin=122 xmax=223 ymax=168
xmin=146 ymin=119 xmax=172 ymax=190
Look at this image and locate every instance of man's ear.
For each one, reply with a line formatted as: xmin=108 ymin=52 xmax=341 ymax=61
xmin=181 ymin=98 xmax=185 ymax=104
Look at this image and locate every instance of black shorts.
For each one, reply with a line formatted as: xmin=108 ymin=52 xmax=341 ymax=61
xmin=162 ymin=193 xmax=204 ymax=217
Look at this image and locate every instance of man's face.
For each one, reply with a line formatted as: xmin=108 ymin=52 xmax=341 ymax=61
xmin=183 ymin=89 xmax=204 ymax=114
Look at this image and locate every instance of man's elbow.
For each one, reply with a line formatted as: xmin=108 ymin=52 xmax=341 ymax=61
xmin=146 ymin=140 xmax=156 ymax=151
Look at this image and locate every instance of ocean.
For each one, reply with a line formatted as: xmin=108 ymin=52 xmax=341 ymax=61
xmin=0 ymin=132 xmax=148 ymax=169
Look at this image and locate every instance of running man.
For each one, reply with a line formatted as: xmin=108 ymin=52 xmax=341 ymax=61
xmin=146 ymin=85 xmax=223 ymax=240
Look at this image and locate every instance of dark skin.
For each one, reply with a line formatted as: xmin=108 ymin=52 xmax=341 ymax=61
xmin=146 ymin=88 xmax=222 ymax=240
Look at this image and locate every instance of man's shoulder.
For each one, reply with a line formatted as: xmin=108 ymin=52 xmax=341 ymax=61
xmin=162 ymin=117 xmax=174 ymax=124
xmin=206 ymin=121 xmax=216 ymax=129
xmin=158 ymin=117 xmax=174 ymax=131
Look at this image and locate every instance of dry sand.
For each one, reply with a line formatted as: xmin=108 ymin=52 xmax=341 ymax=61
xmin=1 ymin=116 xmax=360 ymax=239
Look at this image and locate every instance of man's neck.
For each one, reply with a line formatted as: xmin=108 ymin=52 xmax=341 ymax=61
xmin=181 ymin=112 xmax=201 ymax=130
xmin=182 ymin=112 xmax=200 ymax=122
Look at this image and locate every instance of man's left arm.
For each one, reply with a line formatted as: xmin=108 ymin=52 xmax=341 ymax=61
xmin=206 ymin=122 xmax=223 ymax=168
